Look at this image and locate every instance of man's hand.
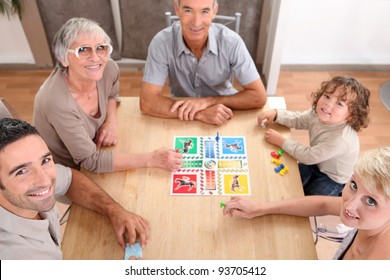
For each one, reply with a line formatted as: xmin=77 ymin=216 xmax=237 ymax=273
xmin=194 ymin=104 xmax=233 ymax=125
xmin=150 ymin=147 xmax=182 ymax=171
xmin=170 ymin=97 xmax=216 ymax=121
xmin=108 ymin=205 xmax=151 ymax=249
xmin=67 ymin=169 xmax=150 ymax=251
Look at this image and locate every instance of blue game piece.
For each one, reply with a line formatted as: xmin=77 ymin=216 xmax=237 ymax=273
xmin=124 ymin=242 xmax=142 ymax=260
xmin=274 ymin=163 xmax=285 ymax=173
xmin=215 ymin=131 xmax=220 ymax=141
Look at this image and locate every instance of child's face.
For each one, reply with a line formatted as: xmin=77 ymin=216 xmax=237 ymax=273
xmin=341 ymin=173 xmax=390 ymax=232
xmin=315 ymin=87 xmax=351 ymax=125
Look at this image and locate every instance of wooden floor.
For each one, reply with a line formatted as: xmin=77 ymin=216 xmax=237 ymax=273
xmin=1 ymin=69 xmax=389 ymax=259
xmin=1 ymin=69 xmax=389 ymax=155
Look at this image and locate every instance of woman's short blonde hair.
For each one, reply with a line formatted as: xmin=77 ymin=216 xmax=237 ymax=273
xmin=354 ymin=147 xmax=390 ymax=199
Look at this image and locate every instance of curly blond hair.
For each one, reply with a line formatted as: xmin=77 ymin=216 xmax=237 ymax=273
xmin=354 ymin=147 xmax=390 ymax=200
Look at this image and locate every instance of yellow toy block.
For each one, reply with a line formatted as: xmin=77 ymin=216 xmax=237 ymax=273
xmin=271 ymin=158 xmax=282 ymax=165
xmin=279 ymin=165 xmax=289 ymax=176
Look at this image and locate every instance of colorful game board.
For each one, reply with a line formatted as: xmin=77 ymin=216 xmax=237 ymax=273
xmin=171 ymin=134 xmax=250 ymax=196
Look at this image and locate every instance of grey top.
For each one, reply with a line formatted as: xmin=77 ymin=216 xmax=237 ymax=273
xmin=143 ymin=21 xmax=260 ymax=97
xmin=333 ymin=229 xmax=357 ymax=260
xmin=0 ymin=164 xmax=72 ymax=260
xmin=276 ymin=108 xmax=359 ymax=184
xmin=33 ymin=60 xmax=120 ymax=173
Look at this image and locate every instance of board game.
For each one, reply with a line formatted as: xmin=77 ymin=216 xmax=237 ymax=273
xmin=171 ymin=134 xmax=251 ymax=196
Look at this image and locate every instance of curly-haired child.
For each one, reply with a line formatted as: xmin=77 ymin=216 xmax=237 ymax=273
xmin=258 ymin=76 xmax=370 ymax=196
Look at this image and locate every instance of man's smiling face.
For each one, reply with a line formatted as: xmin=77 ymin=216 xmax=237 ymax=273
xmin=0 ymin=135 xmax=57 ymax=218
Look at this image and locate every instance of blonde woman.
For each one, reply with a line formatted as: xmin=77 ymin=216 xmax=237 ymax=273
xmin=223 ymin=147 xmax=390 ymax=259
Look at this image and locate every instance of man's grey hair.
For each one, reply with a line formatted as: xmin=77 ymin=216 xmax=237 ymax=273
xmin=176 ymin=0 xmax=218 ymax=9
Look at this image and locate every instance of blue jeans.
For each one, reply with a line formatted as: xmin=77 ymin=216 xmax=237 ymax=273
xmin=298 ymin=163 xmax=345 ymax=196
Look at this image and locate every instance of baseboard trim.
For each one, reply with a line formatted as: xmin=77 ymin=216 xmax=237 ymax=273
xmin=2 ymin=63 xmax=388 ymax=72
xmin=0 ymin=59 xmax=146 ymax=72
xmin=281 ymin=64 xmax=390 ymax=71
xmin=0 ymin=64 xmax=53 ymax=70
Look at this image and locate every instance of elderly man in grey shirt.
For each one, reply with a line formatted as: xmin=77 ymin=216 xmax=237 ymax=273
xmin=140 ymin=0 xmax=267 ymax=126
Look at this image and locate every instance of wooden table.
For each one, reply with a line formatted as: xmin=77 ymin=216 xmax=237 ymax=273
xmin=62 ymin=97 xmax=318 ymax=260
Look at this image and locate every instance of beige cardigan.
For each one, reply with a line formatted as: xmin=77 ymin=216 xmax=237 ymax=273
xmin=33 ymin=60 xmax=120 ymax=173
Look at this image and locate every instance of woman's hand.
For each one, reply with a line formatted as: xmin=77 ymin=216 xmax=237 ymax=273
xmin=95 ymin=118 xmax=118 ymax=149
xmin=223 ymin=197 xmax=266 ymax=219
xmin=150 ymin=147 xmax=183 ymax=171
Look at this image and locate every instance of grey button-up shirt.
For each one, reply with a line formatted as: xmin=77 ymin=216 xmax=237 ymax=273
xmin=143 ymin=22 xmax=260 ymax=97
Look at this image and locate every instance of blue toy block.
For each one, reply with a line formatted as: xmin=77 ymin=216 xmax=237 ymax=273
xmin=274 ymin=163 xmax=285 ymax=173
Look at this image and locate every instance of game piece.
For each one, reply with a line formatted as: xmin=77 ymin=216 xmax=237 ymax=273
xmin=172 ymin=135 xmax=250 ymax=196
xmin=274 ymin=163 xmax=285 ymax=173
xmin=124 ymin=242 xmax=142 ymax=260
xmin=271 ymin=158 xmax=282 ymax=165
xmin=279 ymin=165 xmax=289 ymax=176
xmin=270 ymin=149 xmax=288 ymax=176
xmin=220 ymin=202 xmax=231 ymax=212
xmin=260 ymin=119 xmax=267 ymax=128
xmin=271 ymin=151 xmax=280 ymax=159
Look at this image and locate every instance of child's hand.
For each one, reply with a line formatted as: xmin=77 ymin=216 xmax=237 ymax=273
xmin=264 ymin=129 xmax=286 ymax=147
xmin=257 ymin=110 xmax=277 ymax=127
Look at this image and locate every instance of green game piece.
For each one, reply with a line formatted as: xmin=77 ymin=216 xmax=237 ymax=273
xmin=220 ymin=202 xmax=231 ymax=213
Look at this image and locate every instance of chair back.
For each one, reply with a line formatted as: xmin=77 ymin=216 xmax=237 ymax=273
xmin=0 ymin=98 xmax=20 ymax=119
xmin=380 ymin=81 xmax=390 ymax=111
xmin=165 ymin=12 xmax=241 ymax=34
xmin=311 ymin=216 xmax=353 ymax=245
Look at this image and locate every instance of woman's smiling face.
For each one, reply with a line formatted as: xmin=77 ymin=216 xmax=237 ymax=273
xmin=66 ymin=33 xmax=110 ymax=83
xmin=341 ymin=173 xmax=390 ymax=232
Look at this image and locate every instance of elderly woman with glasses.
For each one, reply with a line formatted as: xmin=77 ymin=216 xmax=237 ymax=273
xmin=33 ymin=17 xmax=182 ymax=173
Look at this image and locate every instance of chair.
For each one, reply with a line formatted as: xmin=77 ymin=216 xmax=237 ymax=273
xmin=165 ymin=11 xmax=241 ymax=34
xmin=59 ymin=203 xmax=71 ymax=225
xmin=379 ymin=81 xmax=390 ymax=111
xmin=0 ymin=98 xmax=20 ymax=119
xmin=311 ymin=216 xmax=353 ymax=245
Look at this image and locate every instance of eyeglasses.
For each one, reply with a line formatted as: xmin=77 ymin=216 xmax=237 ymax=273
xmin=67 ymin=44 xmax=113 ymax=59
